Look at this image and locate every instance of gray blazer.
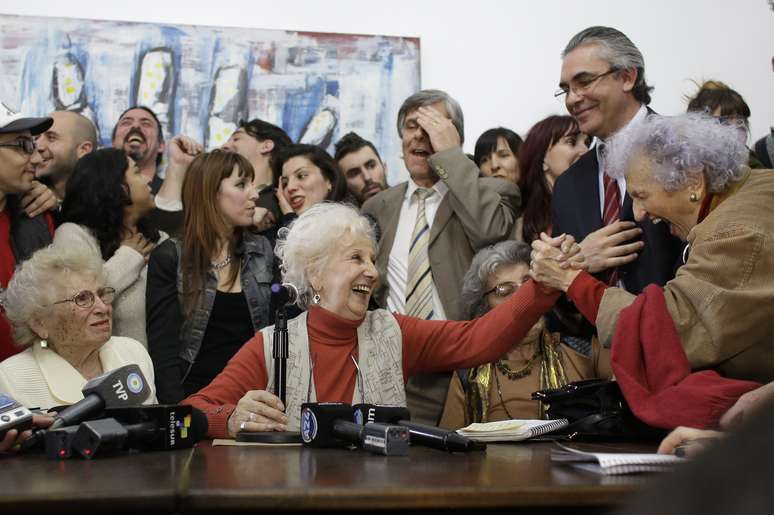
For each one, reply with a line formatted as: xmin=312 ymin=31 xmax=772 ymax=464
xmin=362 ymin=147 xmax=520 ymax=321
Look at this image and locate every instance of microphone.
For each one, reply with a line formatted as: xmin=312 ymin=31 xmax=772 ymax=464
xmin=22 ymin=365 xmax=151 ymax=451
xmin=353 ymin=403 xmax=483 ymax=453
xmin=50 ymin=364 xmax=152 ymax=431
xmin=69 ymin=405 xmax=208 ymax=459
xmin=270 ymin=283 xmax=298 ymax=306
xmin=300 ymin=402 xmax=409 ymax=456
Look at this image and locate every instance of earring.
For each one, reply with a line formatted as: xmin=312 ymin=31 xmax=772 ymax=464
xmin=689 ymin=192 xmax=699 ymax=202
xmin=40 ymin=339 xmax=48 ymax=348
xmin=312 ymin=293 xmax=321 ymax=305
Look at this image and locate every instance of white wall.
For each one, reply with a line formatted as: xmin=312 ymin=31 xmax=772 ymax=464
xmin=2 ymin=0 xmax=772 ymax=168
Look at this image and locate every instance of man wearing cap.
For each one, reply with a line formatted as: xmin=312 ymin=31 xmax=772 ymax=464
xmin=0 ymin=103 xmax=55 ymax=361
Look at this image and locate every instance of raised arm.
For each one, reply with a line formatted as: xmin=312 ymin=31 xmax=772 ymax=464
xmin=399 ymin=279 xmax=560 ymax=377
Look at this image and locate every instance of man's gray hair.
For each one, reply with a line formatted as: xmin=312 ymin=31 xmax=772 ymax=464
xmin=396 ymin=89 xmax=465 ymax=143
xmin=606 ymin=112 xmax=749 ymax=193
xmin=563 ymin=26 xmax=653 ymax=105
xmin=2 ymin=239 xmax=106 ymax=349
xmin=275 ymin=202 xmax=376 ymax=309
xmin=461 ymin=240 xmax=531 ymax=319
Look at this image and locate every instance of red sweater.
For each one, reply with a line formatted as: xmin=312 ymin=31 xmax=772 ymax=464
xmin=185 ymin=279 xmax=560 ymax=438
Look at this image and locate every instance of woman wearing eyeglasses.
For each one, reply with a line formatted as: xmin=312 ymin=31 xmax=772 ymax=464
xmin=57 ymin=148 xmax=163 ymax=347
xmin=0 ymin=239 xmax=157 ymax=410
xmin=439 ymin=240 xmax=610 ymax=429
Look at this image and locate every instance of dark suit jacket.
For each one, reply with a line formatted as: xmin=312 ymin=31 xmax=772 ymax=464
xmin=552 ymin=147 xmax=682 ymax=294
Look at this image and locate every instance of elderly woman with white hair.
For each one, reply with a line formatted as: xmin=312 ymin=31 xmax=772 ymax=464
xmin=439 ymin=240 xmax=610 ymax=429
xmin=531 ymin=113 xmax=774 ymax=400
xmin=0 ymin=239 xmax=156 ymax=410
xmin=185 ymin=203 xmax=576 ymax=437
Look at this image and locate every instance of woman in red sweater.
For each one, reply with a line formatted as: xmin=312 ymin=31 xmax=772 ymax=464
xmin=185 ymin=203 xmax=579 ymax=439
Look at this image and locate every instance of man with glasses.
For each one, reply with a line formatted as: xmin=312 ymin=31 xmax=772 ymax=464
xmin=0 ymin=102 xmax=55 ymax=361
xmin=550 ymin=26 xmax=680 ymax=297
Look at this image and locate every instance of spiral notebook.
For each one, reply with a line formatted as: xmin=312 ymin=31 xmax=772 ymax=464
xmin=551 ymin=442 xmax=684 ymax=475
xmin=456 ymin=418 xmax=569 ymax=442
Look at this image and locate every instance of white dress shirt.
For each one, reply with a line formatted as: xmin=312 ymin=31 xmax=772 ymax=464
xmin=595 ymin=104 xmax=648 ymax=217
xmin=386 ymin=179 xmax=449 ymax=319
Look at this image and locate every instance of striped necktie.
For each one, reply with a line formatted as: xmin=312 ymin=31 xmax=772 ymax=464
xmin=602 ymin=168 xmax=622 ymax=285
xmin=405 ymin=188 xmax=435 ymax=319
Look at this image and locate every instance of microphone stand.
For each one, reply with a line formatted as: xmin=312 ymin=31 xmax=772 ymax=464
xmin=273 ymin=306 xmax=288 ymax=406
xmin=235 ymin=303 xmax=300 ymax=444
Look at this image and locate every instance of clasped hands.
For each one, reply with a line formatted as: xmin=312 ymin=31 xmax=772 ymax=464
xmin=529 ymin=232 xmax=587 ymax=292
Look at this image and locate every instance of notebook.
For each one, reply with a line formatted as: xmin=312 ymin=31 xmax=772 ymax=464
xmin=550 ymin=442 xmax=684 ymax=475
xmin=456 ymin=418 xmax=569 ymax=442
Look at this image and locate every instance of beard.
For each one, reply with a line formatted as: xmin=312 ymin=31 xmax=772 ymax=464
xmin=37 ymin=150 xmax=79 ymax=186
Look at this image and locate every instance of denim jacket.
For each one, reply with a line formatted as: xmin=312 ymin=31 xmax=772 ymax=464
xmin=174 ymin=232 xmax=273 ymax=376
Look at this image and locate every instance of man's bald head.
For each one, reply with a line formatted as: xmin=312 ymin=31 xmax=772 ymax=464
xmin=35 ymin=111 xmax=97 ymax=193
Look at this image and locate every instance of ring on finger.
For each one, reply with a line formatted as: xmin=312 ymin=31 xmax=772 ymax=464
xmin=239 ymin=421 xmax=246 ymax=431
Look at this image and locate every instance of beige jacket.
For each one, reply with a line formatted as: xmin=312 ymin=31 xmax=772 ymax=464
xmin=596 ymin=168 xmax=774 ymax=383
xmin=0 ymin=336 xmax=157 ymax=409
xmin=362 ymin=147 xmax=520 ymax=321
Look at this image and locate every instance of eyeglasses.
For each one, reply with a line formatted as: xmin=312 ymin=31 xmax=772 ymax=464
xmin=0 ymin=137 xmax=36 ymax=154
xmin=554 ymin=69 xmax=618 ymax=99
xmin=484 ymin=282 xmax=519 ymax=298
xmin=52 ymin=287 xmax=116 ymax=309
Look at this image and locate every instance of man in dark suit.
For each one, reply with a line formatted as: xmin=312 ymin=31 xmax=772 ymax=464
xmin=552 ymin=26 xmax=681 ymax=294
xmin=362 ymin=89 xmax=519 ymax=425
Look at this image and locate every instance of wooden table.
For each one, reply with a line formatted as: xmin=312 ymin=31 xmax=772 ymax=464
xmin=0 ymin=441 xmax=658 ymax=514
xmin=184 ymin=441 xmax=652 ymax=514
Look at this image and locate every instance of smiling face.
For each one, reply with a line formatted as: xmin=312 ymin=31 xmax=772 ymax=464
xmin=124 ymin=157 xmax=156 ymax=219
xmin=34 ymin=112 xmax=81 ymax=181
xmin=626 ymin=152 xmax=704 ymax=241
xmin=559 ymin=44 xmax=636 ymax=139
xmin=217 ymin=164 xmax=258 ymax=229
xmin=281 ymin=155 xmax=332 ymax=214
xmin=311 ymin=237 xmax=378 ymax=320
xmin=0 ymin=130 xmax=42 ymax=197
xmin=400 ymin=101 xmax=449 ymax=185
xmin=112 ymin=108 xmax=164 ymax=168
xmin=478 ymin=136 xmax=520 ymax=183
xmin=34 ymin=273 xmax=113 ymax=352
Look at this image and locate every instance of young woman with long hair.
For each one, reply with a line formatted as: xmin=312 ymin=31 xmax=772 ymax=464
xmin=146 ymin=150 xmax=275 ymax=404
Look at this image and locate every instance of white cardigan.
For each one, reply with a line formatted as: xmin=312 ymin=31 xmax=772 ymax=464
xmin=0 ymin=336 xmax=157 ymax=410
xmin=53 ymin=223 xmax=167 ymax=347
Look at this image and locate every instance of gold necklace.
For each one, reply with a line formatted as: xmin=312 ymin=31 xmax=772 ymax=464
xmin=495 ymin=346 xmax=542 ymax=381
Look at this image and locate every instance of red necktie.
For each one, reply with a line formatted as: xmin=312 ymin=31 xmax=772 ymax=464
xmin=602 ymin=172 xmax=621 ymax=285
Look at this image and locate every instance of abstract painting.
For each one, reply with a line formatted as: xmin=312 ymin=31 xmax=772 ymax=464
xmin=0 ymin=14 xmax=421 ymax=184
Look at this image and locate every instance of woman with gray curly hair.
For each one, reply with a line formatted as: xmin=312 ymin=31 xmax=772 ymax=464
xmin=185 ymin=203 xmax=576 ymax=438
xmin=0 ymin=239 xmax=156 ymax=410
xmin=439 ymin=241 xmax=609 ymax=428
xmin=531 ymin=112 xmax=774 ymax=387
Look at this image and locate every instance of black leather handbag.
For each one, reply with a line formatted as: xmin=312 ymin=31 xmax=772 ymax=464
xmin=532 ymin=379 xmax=667 ymax=442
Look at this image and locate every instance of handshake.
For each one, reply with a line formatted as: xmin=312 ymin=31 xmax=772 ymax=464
xmin=529 ymin=221 xmax=644 ymax=292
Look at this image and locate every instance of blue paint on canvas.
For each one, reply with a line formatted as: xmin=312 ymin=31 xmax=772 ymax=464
xmin=0 ymin=14 xmax=421 ymax=185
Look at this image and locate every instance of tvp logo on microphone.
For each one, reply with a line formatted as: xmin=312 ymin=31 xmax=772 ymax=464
xmin=300 ymin=407 xmax=317 ymax=443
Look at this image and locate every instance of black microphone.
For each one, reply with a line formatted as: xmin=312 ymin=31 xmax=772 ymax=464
xmin=270 ymin=282 xmax=298 ymax=306
xmin=353 ymin=403 xmax=483 ymax=453
xmin=300 ymin=402 xmax=409 ymax=456
xmin=22 ymin=365 xmax=151 ymax=451
xmin=69 ymin=405 xmax=208 ymax=459
xmin=50 ymin=364 xmax=152 ymax=431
